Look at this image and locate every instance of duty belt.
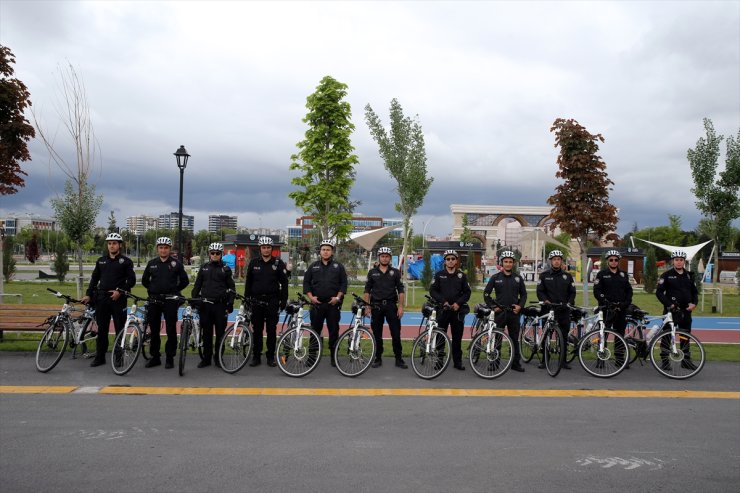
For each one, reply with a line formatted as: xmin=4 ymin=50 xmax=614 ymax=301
xmin=376 ymin=299 xmax=397 ymax=305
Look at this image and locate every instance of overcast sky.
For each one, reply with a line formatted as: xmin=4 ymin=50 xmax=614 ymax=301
xmin=1 ymin=0 xmax=738 ymax=237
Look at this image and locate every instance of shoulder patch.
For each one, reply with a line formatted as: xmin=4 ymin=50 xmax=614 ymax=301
xmin=594 ymin=278 xmax=600 ymax=285
xmin=515 ymin=277 xmax=520 ymax=283
xmin=658 ymin=278 xmax=664 ymax=285
xmin=620 ymin=272 xmax=625 ymax=277
xmin=119 ymin=258 xmax=124 ymax=264
xmin=562 ymin=274 xmax=567 ymax=280
xmin=457 ymin=272 xmax=462 ymax=278
xmin=171 ymin=260 xmax=176 ymax=268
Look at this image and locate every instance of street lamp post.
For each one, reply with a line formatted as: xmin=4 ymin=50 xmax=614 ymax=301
xmin=136 ymin=233 xmax=141 ymax=267
xmin=174 ymin=145 xmax=190 ymax=262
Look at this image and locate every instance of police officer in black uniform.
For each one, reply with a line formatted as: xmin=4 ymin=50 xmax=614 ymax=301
xmin=656 ymin=250 xmax=698 ymax=367
xmin=594 ymin=249 xmax=633 ymax=334
xmin=364 ymin=246 xmax=407 ymax=369
xmin=244 ymin=236 xmax=289 ymax=367
xmin=82 ymin=232 xmax=136 ymax=367
xmin=191 ymin=242 xmax=235 ymax=368
xmin=141 ymin=236 xmax=189 ymax=369
xmin=483 ymin=250 xmax=527 ymax=372
xmin=430 ymin=249 xmax=471 ymax=370
xmin=536 ymin=249 xmax=576 ymax=370
xmin=303 ymin=238 xmax=348 ymax=367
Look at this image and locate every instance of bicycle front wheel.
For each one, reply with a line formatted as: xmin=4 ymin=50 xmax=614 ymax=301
xmin=219 ymin=323 xmax=252 ymax=374
xmin=543 ymin=326 xmax=564 ymax=377
xmin=36 ymin=321 xmax=68 ymax=373
xmin=179 ymin=320 xmax=192 ymax=377
xmin=111 ymin=324 xmax=143 ymax=376
xmin=334 ymin=326 xmax=375 ymax=377
xmin=519 ymin=318 xmax=539 ymax=363
xmin=577 ymin=328 xmax=628 ymax=378
xmin=276 ymin=325 xmax=322 ymax=378
xmin=469 ymin=330 xmax=513 ymax=379
xmin=650 ymin=330 xmax=705 ymax=379
xmin=411 ymin=328 xmax=450 ymax=380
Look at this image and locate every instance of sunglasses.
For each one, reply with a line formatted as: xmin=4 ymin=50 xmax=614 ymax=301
xmin=608 ymin=258 xmax=619 ymax=262
xmin=210 ymin=251 xmax=222 ymax=255
xmin=445 ymin=257 xmax=457 ymax=261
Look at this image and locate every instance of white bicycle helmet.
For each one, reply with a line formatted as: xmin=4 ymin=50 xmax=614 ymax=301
xmin=156 ymin=236 xmax=173 ymax=247
xmin=105 ymin=232 xmax=123 ymax=243
xmin=500 ymin=250 xmax=515 ymax=261
xmin=443 ymin=249 xmax=459 ymax=259
xmin=258 ymin=236 xmax=273 ymax=246
xmin=320 ymin=238 xmax=336 ymax=249
xmin=208 ymin=242 xmax=224 ymax=253
xmin=671 ymin=250 xmax=687 ymax=259
xmin=605 ymin=249 xmax=621 ymax=259
xmin=548 ymin=250 xmax=564 ymax=259
xmin=377 ymin=246 xmax=392 ymax=255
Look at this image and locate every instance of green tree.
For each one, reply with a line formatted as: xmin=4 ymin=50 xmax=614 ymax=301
xmin=54 ymin=240 xmax=69 ymax=282
xmin=35 ymin=63 xmax=102 ymax=297
xmin=420 ymin=248 xmax=433 ymax=290
xmin=365 ymin=98 xmax=433 ymax=276
xmin=465 ymin=253 xmax=478 ymax=288
xmin=459 ymin=214 xmax=474 ymax=243
xmin=107 ymin=210 xmax=117 ymax=233
xmin=688 ymin=118 xmax=740 ymax=283
xmin=25 ymin=233 xmax=39 ymax=263
xmin=3 ymin=236 xmax=16 ymax=281
xmin=643 ymin=247 xmax=658 ymax=294
xmin=548 ymin=118 xmax=618 ymax=306
xmin=0 ymin=45 xmax=35 ymax=195
xmin=289 ymin=76 xmax=358 ymax=242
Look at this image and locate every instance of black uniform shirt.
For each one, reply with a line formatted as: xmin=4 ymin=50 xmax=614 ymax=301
xmin=536 ymin=268 xmax=576 ymax=305
xmin=656 ymin=268 xmax=698 ymax=309
xmin=244 ymin=256 xmax=289 ymax=303
xmin=142 ymin=256 xmax=189 ymax=296
xmin=192 ymin=260 xmax=235 ymax=302
xmin=364 ymin=265 xmax=405 ymax=302
xmin=483 ymin=271 xmax=527 ymax=308
xmin=86 ymin=253 xmax=136 ymax=297
xmin=593 ymin=268 xmax=632 ymax=306
xmin=303 ymin=259 xmax=348 ymax=302
xmin=430 ymin=269 xmax=471 ymax=306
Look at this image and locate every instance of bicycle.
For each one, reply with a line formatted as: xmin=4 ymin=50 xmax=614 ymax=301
xmin=576 ymin=302 xmax=629 ymax=378
xmin=275 ymin=293 xmax=322 ymax=377
xmin=35 ymin=288 xmax=99 ymax=372
xmin=218 ymin=291 xmax=267 ymax=374
xmin=566 ymin=305 xmax=590 ymax=364
xmin=467 ymin=301 xmax=513 ymax=379
xmin=163 ymin=295 xmax=207 ymax=376
xmin=520 ymin=302 xmax=569 ymax=377
xmin=410 ymin=295 xmax=451 ymax=380
xmin=624 ymin=307 xmax=705 ymax=379
xmin=111 ymin=289 xmax=160 ymax=376
xmin=333 ymin=293 xmax=377 ymax=377
xmin=624 ymin=304 xmax=649 ymax=366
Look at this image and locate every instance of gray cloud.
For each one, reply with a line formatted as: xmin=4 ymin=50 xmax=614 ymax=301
xmin=1 ymin=0 xmax=738 ymax=238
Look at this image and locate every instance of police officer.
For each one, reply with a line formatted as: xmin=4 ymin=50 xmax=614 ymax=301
xmin=244 ymin=236 xmax=289 ymax=367
xmin=483 ymin=250 xmax=527 ymax=372
xmin=82 ymin=232 xmax=136 ymax=367
xmin=594 ymin=250 xmax=633 ymax=332
xmin=303 ymin=239 xmax=348 ymax=367
xmin=536 ymin=250 xmax=576 ymax=370
xmin=430 ymin=250 xmax=471 ymax=370
xmin=364 ymin=246 xmax=407 ymax=369
xmin=141 ymin=237 xmax=189 ymax=369
xmin=191 ymin=242 xmax=235 ymax=368
xmin=656 ymin=250 xmax=698 ymax=368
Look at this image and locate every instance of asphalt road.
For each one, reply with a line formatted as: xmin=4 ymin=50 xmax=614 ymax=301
xmin=1 ymin=352 xmax=739 ymax=492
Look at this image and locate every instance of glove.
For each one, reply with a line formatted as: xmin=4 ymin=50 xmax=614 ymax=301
xmin=226 ymin=304 xmax=234 ymax=314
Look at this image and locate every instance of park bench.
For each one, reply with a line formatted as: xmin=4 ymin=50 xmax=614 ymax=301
xmin=0 ymin=304 xmax=60 ymax=340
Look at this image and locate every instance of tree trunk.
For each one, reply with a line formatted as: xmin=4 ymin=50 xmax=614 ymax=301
xmin=76 ymin=244 xmax=84 ymax=298
xmin=399 ymin=217 xmax=411 ymax=306
xmin=580 ymin=235 xmax=590 ymax=307
xmin=713 ymin=235 xmax=719 ymax=284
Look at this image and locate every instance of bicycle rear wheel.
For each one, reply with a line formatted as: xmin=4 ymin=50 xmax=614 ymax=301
xmin=411 ymin=328 xmax=450 ymax=379
xmin=179 ymin=320 xmax=192 ymax=376
xmin=219 ymin=323 xmax=252 ymax=374
xmin=334 ymin=326 xmax=375 ymax=377
xmin=565 ymin=323 xmax=581 ymax=364
xmin=543 ymin=326 xmax=564 ymax=377
xmin=649 ymin=330 xmax=705 ymax=379
xmin=111 ymin=324 xmax=143 ymax=376
xmin=36 ymin=321 xmax=68 ymax=373
xmin=71 ymin=319 xmax=97 ymax=360
xmin=577 ymin=328 xmax=628 ymax=378
xmin=519 ymin=318 xmax=539 ymax=363
xmin=469 ymin=330 xmax=513 ymax=379
xmin=624 ymin=321 xmax=644 ymax=366
xmin=276 ymin=325 xmax=322 ymax=377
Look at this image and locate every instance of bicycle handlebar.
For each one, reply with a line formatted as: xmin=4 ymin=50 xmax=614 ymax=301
xmin=115 ymin=289 xmax=163 ymax=305
xmin=46 ymin=288 xmax=84 ymax=305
